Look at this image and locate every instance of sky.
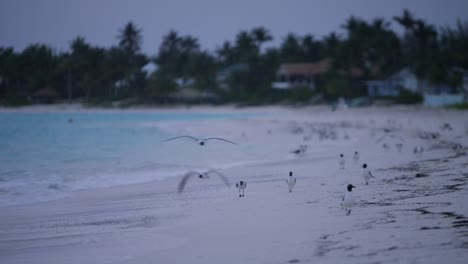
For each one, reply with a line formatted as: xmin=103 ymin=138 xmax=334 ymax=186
xmin=1 ymin=0 xmax=468 ymax=56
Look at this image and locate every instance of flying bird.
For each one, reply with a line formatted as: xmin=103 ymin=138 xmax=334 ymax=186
xmin=161 ymin=136 xmax=238 ymax=146
xmin=178 ymin=169 xmax=230 ymax=193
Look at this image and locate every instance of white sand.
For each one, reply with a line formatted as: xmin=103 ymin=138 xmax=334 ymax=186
xmin=1 ymin=105 xmax=468 ymax=264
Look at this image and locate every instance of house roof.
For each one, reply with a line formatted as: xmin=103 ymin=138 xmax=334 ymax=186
xmin=278 ymin=59 xmax=331 ymax=76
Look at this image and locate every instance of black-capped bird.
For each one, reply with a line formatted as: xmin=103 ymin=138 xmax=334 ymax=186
xmin=236 ymin=181 xmax=247 ymax=197
xmin=341 ymin=184 xmax=356 ymax=215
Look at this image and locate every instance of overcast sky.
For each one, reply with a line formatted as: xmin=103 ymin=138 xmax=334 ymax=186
xmin=1 ymin=0 xmax=467 ymax=55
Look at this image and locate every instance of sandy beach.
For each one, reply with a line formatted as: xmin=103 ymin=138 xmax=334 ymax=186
xmin=1 ymin=105 xmax=468 ymax=264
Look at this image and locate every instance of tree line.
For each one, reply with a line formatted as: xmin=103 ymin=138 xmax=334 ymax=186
xmin=0 ymin=9 xmax=467 ymax=105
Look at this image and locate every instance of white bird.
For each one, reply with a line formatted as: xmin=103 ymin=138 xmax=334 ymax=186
xmin=453 ymin=144 xmax=464 ymax=155
xmin=161 ymin=135 xmax=238 ymax=146
xmin=382 ymin=143 xmax=390 ymax=150
xmin=353 ymin=151 xmax=359 ymax=164
xmin=343 ymin=131 xmax=350 ymax=140
xmin=341 ymin=184 xmax=356 ymax=215
xmin=286 ymin=171 xmax=296 ymax=192
xmin=396 ymin=143 xmax=403 ymax=152
xmin=236 ymin=181 xmax=247 ymax=197
xmin=178 ymin=169 xmax=230 ymax=193
xmin=339 ymin=153 xmax=345 ymax=170
xmin=362 ymin=163 xmax=375 ymax=185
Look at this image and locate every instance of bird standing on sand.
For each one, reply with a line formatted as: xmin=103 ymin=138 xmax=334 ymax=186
xmin=454 ymin=144 xmax=464 ymax=155
xmin=236 ymin=181 xmax=247 ymax=197
xmin=396 ymin=143 xmax=403 ymax=152
xmin=353 ymin=151 xmax=359 ymax=164
xmin=161 ymin=135 xmax=238 ymax=146
xmin=440 ymin=123 xmax=453 ymax=131
xmin=342 ymin=184 xmax=356 ymax=215
xmin=177 ymin=169 xmax=230 ymax=193
xmin=286 ymin=171 xmax=296 ymax=192
xmin=339 ymin=154 xmax=345 ymax=170
xmin=382 ymin=143 xmax=390 ymax=150
xmin=362 ymin=163 xmax=375 ymax=185
xmin=413 ymin=146 xmax=424 ymax=155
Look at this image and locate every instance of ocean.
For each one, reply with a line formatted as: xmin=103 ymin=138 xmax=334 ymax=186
xmin=0 ymin=110 xmax=254 ymax=206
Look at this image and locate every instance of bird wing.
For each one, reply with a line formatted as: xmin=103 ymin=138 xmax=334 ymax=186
xmin=205 ymin=169 xmax=230 ymax=187
xmin=203 ymin=137 xmax=239 ymax=145
xmin=161 ymin=136 xmax=199 ymax=143
xmin=178 ymin=171 xmax=199 ymax=193
xmin=369 ymin=171 xmax=376 ymax=178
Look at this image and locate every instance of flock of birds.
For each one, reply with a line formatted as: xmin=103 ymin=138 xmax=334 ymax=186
xmin=160 ymin=118 xmax=465 ymax=215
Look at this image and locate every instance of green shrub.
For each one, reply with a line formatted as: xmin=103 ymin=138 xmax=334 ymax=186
xmin=447 ymin=102 xmax=468 ymax=110
xmin=396 ymin=89 xmax=423 ymax=104
xmin=5 ymin=95 xmax=30 ymax=106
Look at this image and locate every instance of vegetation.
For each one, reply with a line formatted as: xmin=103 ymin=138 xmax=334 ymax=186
xmin=395 ymin=89 xmax=424 ymax=104
xmin=447 ymin=102 xmax=468 ymax=110
xmin=0 ymin=10 xmax=467 ymax=106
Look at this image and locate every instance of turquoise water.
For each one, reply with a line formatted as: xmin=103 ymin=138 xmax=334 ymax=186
xmin=0 ymin=111 xmax=253 ymax=206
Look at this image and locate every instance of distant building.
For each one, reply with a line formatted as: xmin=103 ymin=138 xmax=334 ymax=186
xmin=142 ymin=62 xmax=158 ymax=77
xmin=216 ymin=63 xmax=249 ymax=91
xmin=272 ymin=59 xmax=331 ymax=90
xmin=365 ymin=67 xmax=466 ymax=106
xmin=365 ymin=68 xmax=421 ymax=97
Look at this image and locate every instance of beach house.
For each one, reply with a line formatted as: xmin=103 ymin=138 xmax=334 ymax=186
xmin=365 ymin=68 xmax=421 ymax=97
xmin=272 ymin=59 xmax=330 ymax=90
xmin=365 ymin=67 xmax=466 ymax=106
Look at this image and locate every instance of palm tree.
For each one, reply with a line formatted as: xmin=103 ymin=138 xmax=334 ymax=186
xmin=393 ymin=9 xmax=416 ymax=32
xmin=280 ymin=33 xmax=302 ymax=62
xmin=118 ymin=21 xmax=142 ymax=55
xmin=235 ymin=30 xmax=257 ymax=62
xmin=216 ymin=41 xmax=235 ymax=65
xmin=301 ymin=34 xmax=323 ymax=61
xmin=250 ymin=27 xmax=273 ymax=52
xmin=323 ymin=32 xmax=341 ymax=57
